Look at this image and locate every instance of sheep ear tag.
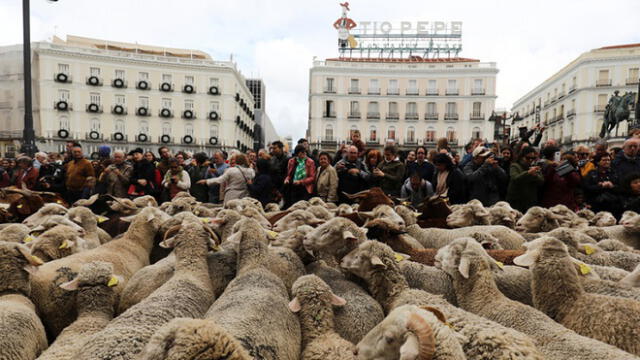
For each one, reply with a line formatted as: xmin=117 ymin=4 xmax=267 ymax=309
xmin=23 ymin=235 xmax=34 ymax=244
xmin=58 ymin=240 xmax=71 ymax=249
xmin=578 ymin=263 xmax=592 ymax=275
xmin=96 ymin=215 xmax=109 ymax=223
xmin=267 ymin=230 xmax=279 ymax=239
xmin=494 ymin=260 xmax=505 ymax=269
xmin=583 ymin=244 xmax=595 ymax=255
xmin=288 ymin=297 xmax=301 ymax=313
xmin=394 ymin=253 xmax=410 ymax=262
xmin=199 ymin=217 xmax=211 ymax=224
xmin=107 ymin=276 xmax=119 ymax=287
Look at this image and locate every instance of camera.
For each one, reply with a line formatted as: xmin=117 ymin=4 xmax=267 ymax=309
xmin=535 ymin=159 xmax=546 ymax=167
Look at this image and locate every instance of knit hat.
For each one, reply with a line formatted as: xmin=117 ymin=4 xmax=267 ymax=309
xmin=128 ymin=147 xmax=144 ymax=156
xmin=98 ymin=145 xmax=111 ymax=158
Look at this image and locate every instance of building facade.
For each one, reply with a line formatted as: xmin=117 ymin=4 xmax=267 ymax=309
xmin=0 ymin=35 xmax=256 ymax=157
xmin=246 ymin=78 xmax=279 ymax=149
xmin=307 ymin=57 xmax=498 ymax=153
xmin=511 ymin=44 xmax=640 ymax=147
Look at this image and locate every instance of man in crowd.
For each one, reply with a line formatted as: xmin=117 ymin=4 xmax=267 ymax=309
xmin=336 ymin=145 xmax=368 ymax=203
xmin=206 ymin=151 xmax=229 ymax=203
xmin=99 ymin=150 xmax=132 ymax=198
xmin=405 ymin=146 xmax=434 ymax=182
xmin=401 ymin=173 xmax=434 ymax=207
xmin=463 ymin=146 xmax=507 ymax=206
xmin=612 ymin=138 xmax=640 ymax=183
xmin=351 ymin=130 xmax=366 ymax=158
xmin=187 ymin=152 xmax=210 ymax=203
xmin=269 ymin=140 xmax=289 ymax=191
xmin=372 ymin=145 xmax=405 ymax=197
xmin=14 ymin=156 xmax=39 ymax=190
xmin=156 ymin=146 xmax=172 ymax=176
xmin=459 ymin=138 xmax=484 ymax=168
xmin=64 ymin=144 xmax=95 ymax=203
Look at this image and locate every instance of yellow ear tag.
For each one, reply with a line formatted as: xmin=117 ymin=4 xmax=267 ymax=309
xmin=267 ymin=230 xmax=279 ymax=239
xmin=579 ymin=263 xmax=592 ymax=275
xmin=23 ymin=236 xmax=34 ymax=243
xmin=107 ymin=276 xmax=119 ymax=287
xmin=56 ymin=200 xmax=63 ymax=204
xmin=17 ymin=204 xmax=23 ymax=209
xmin=583 ymin=244 xmax=594 ymax=255
xmin=199 ymin=217 xmax=210 ymax=224
xmin=494 ymin=260 xmax=505 ymax=269
xmin=394 ymin=253 xmax=405 ymax=262
xmin=445 ymin=322 xmax=454 ymax=329
xmin=96 ymin=216 xmax=109 ymax=223
xmin=31 ymin=255 xmax=44 ymax=265
xmin=211 ymin=244 xmax=221 ymax=252
xmin=58 ymin=240 xmax=68 ymax=249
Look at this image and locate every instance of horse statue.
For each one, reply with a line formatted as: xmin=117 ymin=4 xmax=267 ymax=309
xmin=600 ymin=91 xmax=637 ymax=138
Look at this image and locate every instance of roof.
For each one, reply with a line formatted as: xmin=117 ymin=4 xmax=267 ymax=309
xmin=325 ymin=56 xmax=480 ymax=63
xmin=598 ymin=43 xmax=640 ymax=50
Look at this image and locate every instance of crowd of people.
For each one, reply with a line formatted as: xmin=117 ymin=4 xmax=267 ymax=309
xmin=3 ymin=127 xmax=640 ymax=219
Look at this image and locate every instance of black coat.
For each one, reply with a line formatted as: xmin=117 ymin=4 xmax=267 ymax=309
xmin=130 ymin=159 xmax=156 ymax=195
xmin=248 ymin=173 xmax=274 ymax=207
xmin=405 ymin=160 xmax=435 ymax=183
xmin=432 ymin=168 xmax=467 ymax=205
xmin=612 ymin=152 xmax=640 ymax=185
xmin=582 ymin=169 xmax=621 ymax=216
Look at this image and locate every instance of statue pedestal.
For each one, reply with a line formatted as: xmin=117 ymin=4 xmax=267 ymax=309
xmin=606 ymin=136 xmax=627 ymax=148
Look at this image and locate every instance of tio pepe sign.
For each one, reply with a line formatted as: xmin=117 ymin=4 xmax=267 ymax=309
xmin=356 ymin=21 xmax=462 ymax=35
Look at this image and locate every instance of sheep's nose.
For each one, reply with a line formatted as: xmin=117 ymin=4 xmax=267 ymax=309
xmin=353 ymin=347 xmax=359 ymax=356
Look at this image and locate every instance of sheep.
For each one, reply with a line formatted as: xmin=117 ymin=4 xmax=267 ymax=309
xmin=549 ymin=204 xmax=589 ymax=228
xmin=132 ymin=195 xmax=158 ymax=208
xmin=597 ymin=238 xmax=636 ymax=252
xmin=66 ymin=206 xmax=110 ymax=247
xmin=334 ymin=203 xmax=354 ymax=216
xmin=488 ymin=205 xmax=518 ymax=228
xmin=289 ymin=199 xmax=312 ymax=211
xmin=22 ymin=202 xmax=68 ymax=228
xmin=576 ymin=208 xmax=596 ymax=221
xmin=205 ymin=218 xmax=301 ymax=359
xmin=514 ymin=236 xmax=640 ymax=355
xmin=107 ymin=197 xmax=139 ymax=215
xmin=406 ymin=224 xmax=525 ymax=250
xmin=308 ymin=204 xmax=334 ymax=221
xmin=160 ymin=197 xmax=193 ymax=215
xmin=446 ymin=202 xmax=491 ymax=228
xmin=591 ymin=211 xmax=617 ymax=227
xmin=435 ymin=237 xmax=639 ymax=360
xmin=620 ymin=265 xmax=640 ymax=287
xmin=308 ymin=196 xmax=327 ymax=207
xmin=36 ymin=261 xmax=120 ymax=360
xmin=358 ymin=204 xmax=406 ymax=229
xmin=621 ymin=210 xmax=639 ymax=224
xmin=341 ymin=240 xmax=543 ymax=360
xmin=302 ymin=216 xmax=368 ymax=267
xmin=583 ymin=213 xmax=640 ymax=249
xmin=516 ymin=206 xmax=561 ymax=233
xmin=400 ymin=261 xmax=458 ymax=306
xmin=209 ymin=209 xmax=243 ymax=242
xmin=0 ymin=241 xmax=48 ymax=360
xmin=76 ymin=214 xmax=217 ymax=360
xmin=30 ymin=206 xmax=172 ymax=337
xmin=0 ymin=223 xmax=31 ymax=243
xmin=394 ymin=205 xmax=420 ymax=226
xmin=271 ymin=225 xmax=315 ymax=264
xmin=288 ymin=274 xmax=357 ymax=360
xmin=355 ymin=304 xmax=466 ymax=360
xmin=306 ymin=261 xmax=385 ymax=345
xmin=239 ymin=206 xmax=272 ymax=229
xmin=192 ymin=204 xmax=219 ymax=218
xmin=272 ymin=209 xmax=324 ymax=232
xmin=342 ymin=187 xmax=394 ymax=211
xmin=264 ymin=202 xmax=281 ymax=213
xmin=29 ymin=225 xmax=88 ymax=262
xmin=28 ymin=214 xmax=86 ymax=236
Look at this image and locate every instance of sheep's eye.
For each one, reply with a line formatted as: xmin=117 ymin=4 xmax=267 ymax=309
xmin=385 ymin=336 xmax=395 ymax=344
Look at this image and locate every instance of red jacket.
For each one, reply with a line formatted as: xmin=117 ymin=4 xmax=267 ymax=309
xmin=285 ymin=157 xmax=316 ymax=194
xmin=542 ymin=163 xmax=581 ymax=211
xmin=13 ymin=167 xmax=39 ymax=190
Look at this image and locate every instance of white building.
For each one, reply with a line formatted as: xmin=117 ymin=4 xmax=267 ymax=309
xmin=246 ymin=78 xmax=279 ymax=149
xmin=0 ymin=35 xmax=256 ymax=157
xmin=511 ymin=44 xmax=640 ymax=147
xmin=307 ymin=57 xmax=498 ymax=152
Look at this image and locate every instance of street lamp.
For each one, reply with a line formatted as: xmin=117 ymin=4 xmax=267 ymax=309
xmin=20 ymin=0 xmax=38 ymax=157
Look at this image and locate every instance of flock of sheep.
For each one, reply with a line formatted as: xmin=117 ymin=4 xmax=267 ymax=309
xmin=1 ymin=189 xmax=640 ymax=360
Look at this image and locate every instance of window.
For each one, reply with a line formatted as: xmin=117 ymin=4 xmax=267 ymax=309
xmin=139 ymin=72 xmax=149 ymax=80
xmin=325 ymin=124 xmax=333 ymax=139
xmin=425 ymin=127 xmax=436 ymax=142
xmin=115 ymin=70 xmax=125 ymax=79
xmin=325 ymin=78 xmax=334 ymax=92
xmin=630 ymin=68 xmax=639 ymax=81
xmin=446 ymin=127 xmax=456 ymax=142
xmin=115 ymin=95 xmax=126 ymax=105
xmin=350 ymin=79 xmax=359 ymax=92
xmin=349 ymin=101 xmax=359 ymax=114
xmin=407 ymin=126 xmax=415 ymax=142
xmin=446 ymin=102 xmax=457 ymax=115
xmin=162 ymin=74 xmax=172 ymax=82
xmin=89 ymin=92 xmax=101 ymax=105
xmin=90 ymin=67 xmax=100 ymax=76
xmin=447 ymin=79 xmax=457 ymax=90
xmin=408 ymin=80 xmax=417 ymax=90
xmin=139 ymin=96 xmax=149 ymax=107
xmin=387 ymin=126 xmax=396 ymax=140
xmin=406 ymin=102 xmax=417 ymax=115
xmin=209 ymin=78 xmax=219 ymax=86
xmin=210 ymin=125 xmax=219 ymax=138
xmin=89 ymin=118 xmax=100 ymax=132
xmin=115 ymin=120 xmax=125 ymax=133
xmin=185 ymin=124 xmax=194 ymax=136
xmin=571 ymin=99 xmax=576 ymax=111
xmin=472 ymin=127 xmax=481 ymax=139
xmin=139 ymin=120 xmax=149 ymax=134
xmin=389 ymin=79 xmax=398 ymax=90
xmin=185 ymin=100 xmax=194 ymax=110
xmin=210 ymin=101 xmax=220 ymax=111
xmin=472 ymin=102 xmax=481 ymax=116
xmin=561 ymin=83 xmax=566 ymax=94
xmin=162 ymin=98 xmax=172 ymax=109
xmin=598 ymin=69 xmax=609 ymax=81
xmin=58 ymin=89 xmax=70 ymax=101
xmin=325 ymin=100 xmax=335 ymax=116
xmin=59 ymin=116 xmax=70 ymax=130
xmin=369 ymin=79 xmax=379 ymax=93
xmin=162 ymin=122 xmax=171 ymax=135
xmin=597 ymin=94 xmax=608 ymax=106
xmin=473 ymin=79 xmax=483 ymax=89
xmin=426 ymin=102 xmax=436 ymax=115
xmin=185 ymin=76 xmax=194 ymax=85
xmin=369 ymin=126 xmax=377 ymax=141
xmin=368 ymin=101 xmax=379 ymax=114
xmin=428 ymin=80 xmax=437 ymax=91
xmin=388 ymin=102 xmax=398 ymax=114
xmin=58 ymin=63 xmax=69 ymax=74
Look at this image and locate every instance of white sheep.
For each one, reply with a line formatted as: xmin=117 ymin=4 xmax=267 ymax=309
xmin=446 ymin=202 xmax=491 ymax=228
xmin=590 ymin=211 xmax=617 ymax=227
xmin=22 ymin=202 xmax=68 ymax=228
xmin=582 ymin=213 xmax=640 ymax=249
xmin=29 ymin=224 xmax=88 ymax=262
xmin=302 ymin=217 xmax=367 ymax=267
xmin=272 ymin=209 xmax=324 ymax=232
xmin=66 ymin=206 xmax=111 ymax=247
xmin=406 ymin=224 xmax=525 ymax=250
xmin=0 ymin=223 xmax=31 ymax=243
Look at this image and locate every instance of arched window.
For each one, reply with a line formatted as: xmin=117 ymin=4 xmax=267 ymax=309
xmin=446 ymin=127 xmax=456 ymax=142
xmin=162 ymin=122 xmax=171 ymax=135
xmin=369 ymin=126 xmax=377 ymax=142
xmin=210 ymin=125 xmax=219 ymax=138
xmin=425 ymin=127 xmax=436 ymax=142
xmin=472 ymin=127 xmax=481 ymax=140
xmin=407 ymin=126 xmax=415 ymax=142
xmin=139 ymin=120 xmax=149 ymax=134
xmin=387 ymin=126 xmax=396 ymax=140
xmin=185 ymin=124 xmax=194 ymax=136
xmin=325 ymin=124 xmax=333 ymax=140
xmin=115 ymin=120 xmax=125 ymax=133
xmin=90 ymin=118 xmax=100 ymax=132
xmin=59 ymin=116 xmax=69 ymax=130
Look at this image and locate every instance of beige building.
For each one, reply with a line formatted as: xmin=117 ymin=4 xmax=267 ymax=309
xmin=307 ymin=57 xmax=498 ymax=152
xmin=511 ymin=44 xmax=640 ymax=147
xmin=0 ymin=35 xmax=256 ymax=157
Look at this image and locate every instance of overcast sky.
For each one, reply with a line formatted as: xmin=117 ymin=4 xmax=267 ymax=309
xmin=1 ymin=0 xmax=639 ymax=140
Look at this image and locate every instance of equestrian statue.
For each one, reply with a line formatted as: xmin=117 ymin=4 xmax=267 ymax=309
xmin=600 ymin=90 xmax=637 ymax=138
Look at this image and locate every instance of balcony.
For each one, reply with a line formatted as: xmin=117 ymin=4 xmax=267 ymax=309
xmin=558 ymin=91 xmax=566 ymax=99
xmin=594 ymin=105 xmax=606 ymax=113
xmin=566 ymin=109 xmax=576 ymax=117
xmin=366 ymin=139 xmax=380 ymax=145
xmin=85 ymin=132 xmax=103 ymax=141
xmin=323 ymin=86 xmax=336 ymax=94
xmin=136 ymin=107 xmax=151 ymax=116
xmin=159 ymin=108 xmax=174 ymax=118
xmin=321 ymin=136 xmax=337 ymax=144
xmin=471 ymin=88 xmax=486 ymax=95
xmin=384 ymin=112 xmax=398 ymax=121
xmin=54 ymin=73 xmax=72 ymax=83
xmin=159 ymin=135 xmax=173 ymax=144
xmin=627 ymin=78 xmax=640 ymax=85
xmin=425 ymin=89 xmax=439 ymax=96
xmin=86 ymin=76 xmax=103 ymax=86
xmin=348 ymin=88 xmax=361 ymax=94
xmin=404 ymin=138 xmax=417 ymax=145
xmin=596 ymin=79 xmax=612 ymax=87
xmin=110 ymin=133 xmax=128 ymax=142
xmin=424 ymin=138 xmax=436 ymax=145
xmin=386 ymin=89 xmax=400 ymax=95
xmin=448 ymin=139 xmax=459 ymax=146
xmin=444 ymin=113 xmax=459 ymax=121
xmin=405 ymin=113 xmax=419 ymax=121
xmin=111 ymin=105 xmax=127 ymax=115
xmin=367 ymin=112 xmax=381 ymax=120
xmin=406 ymin=89 xmax=419 ymax=96
xmin=569 ymin=85 xmax=576 ymax=93
xmin=159 ymin=82 xmax=174 ymax=92
xmin=182 ymin=110 xmax=196 ymax=119
xmin=424 ymin=113 xmax=438 ymax=121
xmin=470 ymin=113 xmax=485 ymax=121
xmin=136 ymin=80 xmax=151 ymax=90
xmin=135 ymin=134 xmax=150 ymax=142
xmin=445 ymin=89 xmax=459 ymax=96
xmin=368 ymin=88 xmax=381 ymax=95
xmin=85 ymin=103 xmax=103 ymax=113
xmin=54 ymin=100 xmax=71 ymax=111
xmin=348 ymin=112 xmax=361 ymax=119
xmin=323 ymin=111 xmax=336 ymax=118
xmin=182 ymin=84 xmax=196 ymax=94
xmin=112 ymin=78 xmax=127 ymax=88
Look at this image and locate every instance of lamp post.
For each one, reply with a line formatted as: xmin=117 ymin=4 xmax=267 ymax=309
xmin=20 ymin=0 xmax=38 ymax=157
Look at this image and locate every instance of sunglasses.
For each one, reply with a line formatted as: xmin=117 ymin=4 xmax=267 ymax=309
xmin=578 ymin=152 xmax=589 ymax=156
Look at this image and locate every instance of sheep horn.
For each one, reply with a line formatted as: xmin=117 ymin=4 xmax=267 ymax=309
xmin=342 ymin=189 xmax=370 ymax=199
xmin=163 ymin=224 xmax=182 ymax=243
xmin=107 ymin=196 xmax=138 ymax=211
xmin=406 ymin=312 xmax=436 ymax=360
xmin=203 ymin=225 xmax=221 ymax=245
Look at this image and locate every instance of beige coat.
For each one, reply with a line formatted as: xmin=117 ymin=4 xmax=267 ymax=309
xmin=315 ymin=165 xmax=338 ymax=203
xmin=205 ymin=166 xmax=255 ymax=205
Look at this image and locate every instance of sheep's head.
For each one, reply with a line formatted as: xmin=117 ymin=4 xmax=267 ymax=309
xmin=308 ymin=205 xmax=333 ymax=220
xmin=308 ymin=197 xmax=327 ymax=207
xmin=341 ymin=240 xmax=398 ymax=279
xmin=272 ymin=210 xmax=324 ymax=232
xmin=30 ymin=225 xmax=85 ymax=262
xmin=271 ymin=225 xmax=314 ymax=251
xmin=446 ymin=204 xmax=490 ymax=228
xmin=59 ymin=261 xmax=122 ymax=291
xmin=289 ymin=200 xmax=311 ymax=211
xmin=160 ymin=214 xmax=220 ymax=251
xmin=470 ymin=232 xmax=503 ymax=250
xmin=576 ymin=208 xmax=596 ymax=221
xmin=22 ymin=202 xmax=68 ymax=227
xmin=621 ymin=211 xmax=639 ymax=225
xmin=264 ymin=203 xmax=281 ymax=213
xmin=334 ymin=203 xmax=354 ymax=216
xmin=355 ymin=304 xmax=440 ymax=360
xmin=621 ymin=214 xmax=640 ymax=232
xmin=359 ymin=205 xmax=406 ymax=230
xmin=0 ymin=224 xmax=32 ymax=243
xmin=489 ymin=206 xmax=517 ymax=228
xmin=138 ymin=318 xmax=251 ymax=360
xmin=288 ymin=274 xmax=346 ymax=313
xmin=303 ymin=217 xmax=365 ymax=254
xmin=239 ymin=207 xmax=272 ymax=229
xmin=132 ymin=195 xmax=158 ymax=208
xmin=122 ymin=207 xmax=172 ymax=231
xmin=67 ymin=206 xmax=99 ymax=229
xmin=29 ymin=215 xmax=86 ymax=236
xmin=435 ymin=237 xmax=503 ymax=279
xmin=516 ymin=207 xmax=560 ymax=232
xmin=107 ymin=197 xmax=138 ymax=215
xmin=163 ymin=198 xmax=193 ymax=216
xmin=394 ymin=205 xmax=420 ymax=227
xmin=513 ymin=236 xmax=569 ymax=268
xmin=0 ymin=241 xmax=44 ymax=294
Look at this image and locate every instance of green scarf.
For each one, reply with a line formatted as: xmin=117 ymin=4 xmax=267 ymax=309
xmin=293 ymin=157 xmax=307 ymax=181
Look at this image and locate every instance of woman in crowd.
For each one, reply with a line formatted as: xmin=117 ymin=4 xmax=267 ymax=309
xmin=506 ymin=146 xmax=544 ymax=213
xmin=13 ymin=156 xmax=39 ymax=190
xmin=432 ymin=153 xmax=466 ymax=204
xmin=248 ymin=158 xmax=274 ymax=207
xmin=373 ymin=145 xmax=405 ymax=197
xmin=198 ymin=153 xmax=254 ymax=205
xmin=541 ymin=150 xmax=581 ymax=211
xmin=284 ymin=145 xmax=316 ymax=208
xmin=129 ymin=148 xmax=157 ymax=197
xmin=364 ymin=149 xmax=383 ymax=188
xmin=161 ymin=158 xmax=191 ymax=200
xmin=145 ymin=151 xmax=158 ymax=165
xmin=315 ymin=151 xmax=338 ymax=204
xmin=621 ymin=172 xmax=640 ymax=213
xmin=582 ymin=153 xmax=620 ymax=216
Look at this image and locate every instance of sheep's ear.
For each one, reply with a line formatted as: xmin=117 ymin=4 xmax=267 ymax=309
xmin=513 ymin=251 xmax=537 ymax=267
xmin=358 ymin=211 xmax=375 ymax=220
xmin=458 ymin=255 xmax=470 ymax=278
xmin=59 ymin=277 xmax=80 ymax=291
xmin=59 ymin=239 xmax=74 ymax=249
xmin=17 ymin=244 xmax=43 ymax=266
xmin=331 ymin=293 xmax=347 ymax=307
xmin=342 ymin=230 xmax=356 ymax=241
xmin=288 ymin=297 xmax=301 ymax=312
xmin=399 ymin=333 xmax=420 ymax=360
xmin=73 ymin=216 xmax=82 ymax=223
xmin=370 ymin=256 xmax=386 ymax=269
xmin=146 ymin=212 xmax=156 ymax=222
xmin=120 ymin=214 xmax=135 ymax=223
